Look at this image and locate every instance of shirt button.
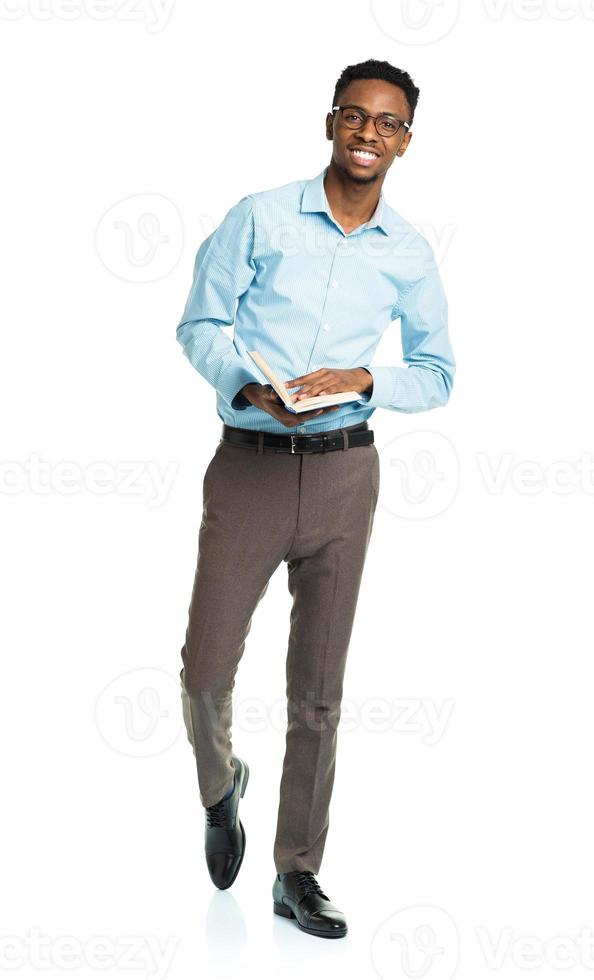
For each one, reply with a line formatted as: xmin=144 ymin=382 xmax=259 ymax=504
xmin=331 ymin=280 xmax=338 ymax=288
xmin=322 ymin=323 xmax=330 ymax=331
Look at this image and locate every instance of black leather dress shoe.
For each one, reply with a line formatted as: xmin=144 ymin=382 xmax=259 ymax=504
xmin=204 ymin=755 xmax=249 ymax=889
xmin=272 ymin=870 xmax=348 ymax=938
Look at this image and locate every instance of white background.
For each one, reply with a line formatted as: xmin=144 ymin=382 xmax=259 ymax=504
xmin=2 ymin=1 xmax=594 ymax=978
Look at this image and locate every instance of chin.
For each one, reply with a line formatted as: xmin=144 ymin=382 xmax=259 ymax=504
xmin=343 ymin=160 xmax=381 ymax=185
xmin=335 ymin=150 xmax=381 ymax=184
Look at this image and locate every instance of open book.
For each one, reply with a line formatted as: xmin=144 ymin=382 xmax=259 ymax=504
xmin=247 ymin=350 xmax=361 ymax=414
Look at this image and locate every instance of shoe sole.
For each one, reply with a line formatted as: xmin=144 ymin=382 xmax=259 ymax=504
xmin=215 ymin=759 xmax=250 ymax=890
xmin=273 ymin=900 xmax=347 ymax=938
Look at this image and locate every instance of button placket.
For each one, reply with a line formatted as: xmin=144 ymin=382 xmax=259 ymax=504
xmin=308 ymin=235 xmax=343 ymax=372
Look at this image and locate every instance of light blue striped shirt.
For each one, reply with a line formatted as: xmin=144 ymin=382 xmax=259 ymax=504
xmin=176 ymin=165 xmax=455 ymax=433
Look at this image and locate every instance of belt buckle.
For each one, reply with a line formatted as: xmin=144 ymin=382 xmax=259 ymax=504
xmin=290 ymin=433 xmax=323 ymax=454
xmin=290 ymin=433 xmax=314 ymax=454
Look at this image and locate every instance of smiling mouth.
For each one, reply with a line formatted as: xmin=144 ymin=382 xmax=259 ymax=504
xmin=348 ymin=147 xmax=380 ymax=165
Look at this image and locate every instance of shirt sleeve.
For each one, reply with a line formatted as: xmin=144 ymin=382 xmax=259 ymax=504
xmin=175 ymin=194 xmax=262 ymax=411
xmin=355 ymin=242 xmax=455 ymax=413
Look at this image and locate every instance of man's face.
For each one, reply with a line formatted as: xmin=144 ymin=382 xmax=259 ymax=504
xmin=325 ymin=79 xmax=413 ymax=184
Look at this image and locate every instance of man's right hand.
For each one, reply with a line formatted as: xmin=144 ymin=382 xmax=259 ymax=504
xmin=240 ymin=383 xmax=341 ymax=428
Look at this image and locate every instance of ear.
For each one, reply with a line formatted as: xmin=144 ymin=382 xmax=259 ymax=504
xmin=396 ymin=131 xmax=413 ymax=157
xmin=325 ymin=112 xmax=334 ymax=141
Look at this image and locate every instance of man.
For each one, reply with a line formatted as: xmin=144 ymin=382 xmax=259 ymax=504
xmin=176 ymin=58 xmax=455 ymax=939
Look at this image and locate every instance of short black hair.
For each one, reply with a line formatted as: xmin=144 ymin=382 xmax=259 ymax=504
xmin=332 ymin=58 xmax=420 ymax=124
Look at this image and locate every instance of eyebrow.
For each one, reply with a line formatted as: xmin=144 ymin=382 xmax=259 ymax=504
xmin=341 ymin=103 xmax=405 ymax=122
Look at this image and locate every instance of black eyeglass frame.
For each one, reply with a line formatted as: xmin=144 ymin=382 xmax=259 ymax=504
xmin=331 ymin=104 xmax=411 ymax=138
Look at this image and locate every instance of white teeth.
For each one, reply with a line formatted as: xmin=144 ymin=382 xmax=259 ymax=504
xmin=350 ymin=149 xmax=377 ymax=160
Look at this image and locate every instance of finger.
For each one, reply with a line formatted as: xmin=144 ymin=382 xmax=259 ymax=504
xmin=295 ymin=386 xmax=333 ymax=401
xmin=264 ymin=395 xmax=341 ymax=426
xmin=275 ymin=406 xmax=340 ymax=427
xmin=293 ymin=383 xmax=321 ymax=399
xmin=284 ymin=370 xmax=321 ymax=386
xmin=294 ymin=404 xmax=341 ymax=421
xmin=293 ymin=375 xmax=335 ymax=400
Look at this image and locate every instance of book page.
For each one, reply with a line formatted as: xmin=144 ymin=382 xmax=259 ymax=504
xmin=247 ymin=350 xmax=360 ymax=411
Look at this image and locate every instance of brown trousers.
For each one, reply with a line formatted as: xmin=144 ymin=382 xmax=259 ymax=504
xmin=179 ymin=423 xmax=380 ymax=873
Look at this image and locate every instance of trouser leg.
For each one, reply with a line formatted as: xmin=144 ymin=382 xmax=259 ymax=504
xmin=179 ymin=440 xmax=299 ymax=808
xmin=273 ymin=442 xmax=380 ymax=873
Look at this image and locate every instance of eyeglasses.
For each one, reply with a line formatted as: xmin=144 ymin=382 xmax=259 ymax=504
xmin=331 ymin=104 xmax=410 ymax=138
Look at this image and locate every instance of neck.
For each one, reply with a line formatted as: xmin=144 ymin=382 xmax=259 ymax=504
xmin=323 ymin=159 xmax=384 ymax=229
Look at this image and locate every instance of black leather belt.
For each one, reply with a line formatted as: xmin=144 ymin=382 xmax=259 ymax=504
xmin=221 ymin=422 xmax=373 ymax=454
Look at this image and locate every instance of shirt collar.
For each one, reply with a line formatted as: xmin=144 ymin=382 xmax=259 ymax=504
xmin=300 ymin=165 xmax=392 ymax=236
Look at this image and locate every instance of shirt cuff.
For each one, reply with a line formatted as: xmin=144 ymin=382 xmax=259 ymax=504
xmin=355 ymin=366 xmax=394 ymax=410
xmin=219 ymin=365 xmax=262 ymax=410
xmin=231 ymin=387 xmax=253 ymax=410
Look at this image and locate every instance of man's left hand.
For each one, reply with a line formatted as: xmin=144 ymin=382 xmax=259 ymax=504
xmin=283 ymin=367 xmax=372 ymax=403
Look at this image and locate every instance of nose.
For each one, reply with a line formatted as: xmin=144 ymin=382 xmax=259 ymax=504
xmin=357 ymin=116 xmax=379 ymax=143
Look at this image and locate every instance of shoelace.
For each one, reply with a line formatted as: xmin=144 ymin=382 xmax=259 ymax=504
xmin=205 ymin=799 xmax=230 ymax=829
xmin=293 ymin=871 xmax=329 ymax=902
